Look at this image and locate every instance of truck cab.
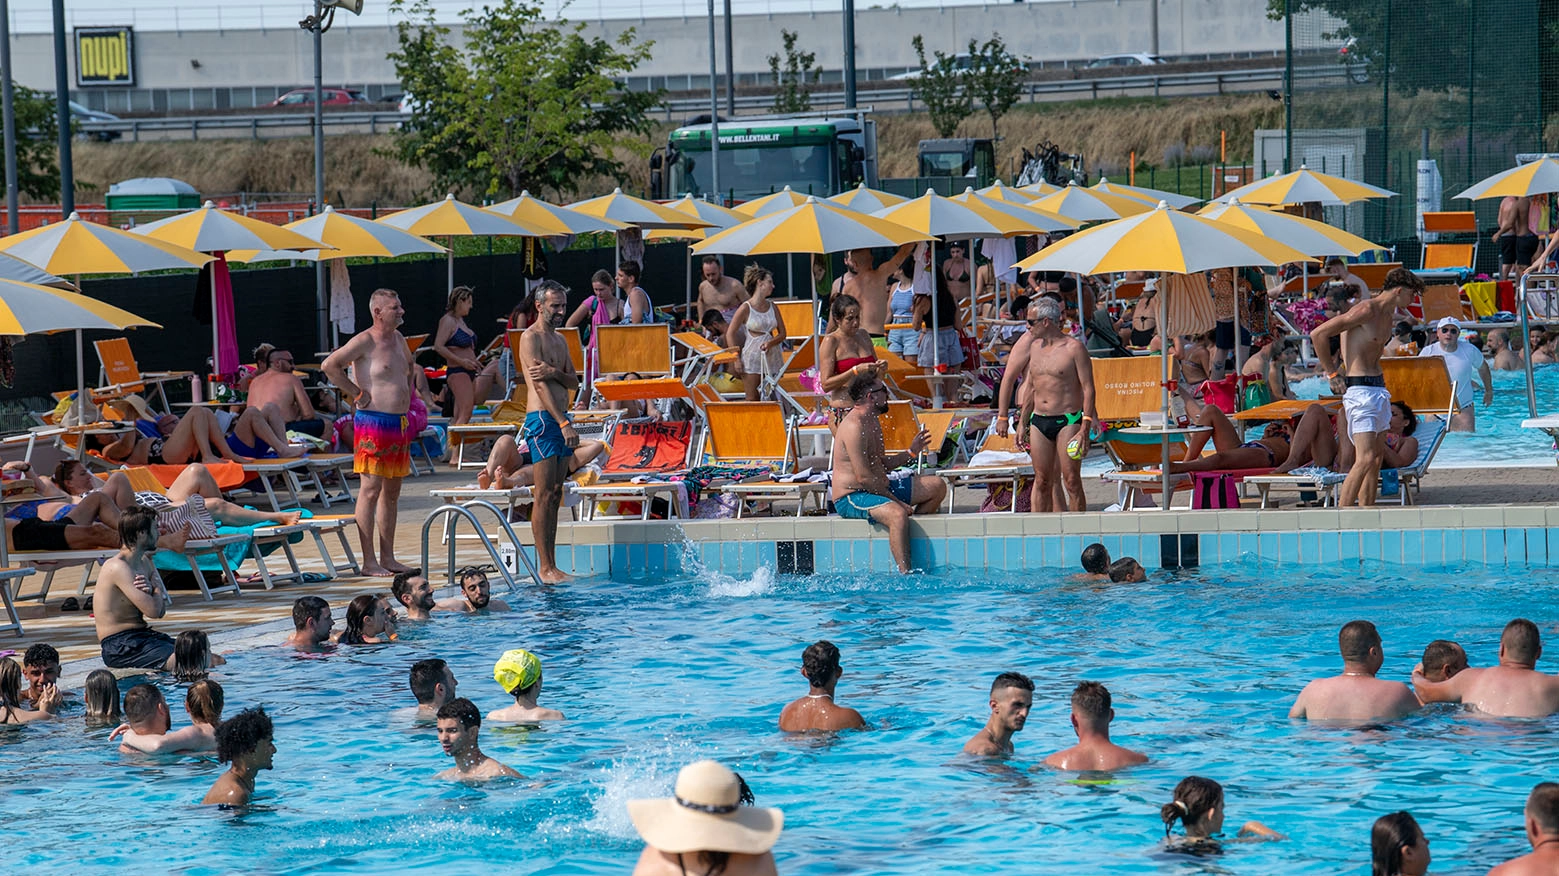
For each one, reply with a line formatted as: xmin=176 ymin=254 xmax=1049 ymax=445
xmin=651 ymin=116 xmax=875 ymax=203
xmin=916 ymin=138 xmax=997 ymax=189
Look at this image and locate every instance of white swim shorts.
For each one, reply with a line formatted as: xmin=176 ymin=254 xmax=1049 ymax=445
xmin=1342 ymin=384 xmax=1392 ymax=436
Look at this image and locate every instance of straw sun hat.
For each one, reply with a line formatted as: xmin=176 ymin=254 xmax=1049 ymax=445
xmin=627 ymin=760 xmax=784 ymax=855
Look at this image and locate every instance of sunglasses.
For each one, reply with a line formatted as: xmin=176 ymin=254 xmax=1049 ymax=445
xmin=1438 ymin=327 xmax=1458 ymax=333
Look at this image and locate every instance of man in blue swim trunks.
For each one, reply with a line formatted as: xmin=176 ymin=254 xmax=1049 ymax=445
xmin=517 ymin=280 xmax=580 ymax=583
xmin=830 ymin=374 xmax=946 ymax=573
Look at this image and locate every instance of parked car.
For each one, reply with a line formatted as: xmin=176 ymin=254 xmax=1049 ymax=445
xmin=69 ymin=101 xmax=121 ymax=142
xmin=890 ymin=53 xmax=977 ymax=81
xmin=267 ymin=88 xmax=370 ymax=108
xmin=1085 ymin=53 xmax=1166 ymax=68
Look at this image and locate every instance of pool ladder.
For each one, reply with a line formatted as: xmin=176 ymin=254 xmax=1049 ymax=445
xmin=419 ymin=500 xmax=540 ymax=590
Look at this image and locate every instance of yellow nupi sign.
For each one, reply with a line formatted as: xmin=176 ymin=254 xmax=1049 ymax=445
xmin=74 ymin=27 xmax=136 ymax=86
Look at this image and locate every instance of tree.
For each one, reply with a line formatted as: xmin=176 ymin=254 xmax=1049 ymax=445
xmin=911 ymin=35 xmax=973 ymax=138
xmin=0 ymin=85 xmax=62 ymax=200
xmin=769 ymin=29 xmax=819 ymax=114
xmin=967 ymin=36 xmax=1026 ymax=142
xmin=388 ymin=0 xmax=661 ymax=199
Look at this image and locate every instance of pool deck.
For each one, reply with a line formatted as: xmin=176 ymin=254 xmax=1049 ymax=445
xmin=6 ymin=462 xmax=1557 ymax=670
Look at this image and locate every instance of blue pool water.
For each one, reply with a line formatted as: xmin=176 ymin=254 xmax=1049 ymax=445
xmin=1293 ymin=365 xmax=1559 ymax=466
xmin=6 ymin=560 xmax=1559 ymax=874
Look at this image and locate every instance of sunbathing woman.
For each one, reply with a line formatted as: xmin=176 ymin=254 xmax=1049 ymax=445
xmin=1166 ymin=406 xmax=1292 ymax=474
xmin=477 ymin=433 xmax=606 ymax=490
xmin=1275 ymin=400 xmax=1418 ymax=474
xmin=92 ymin=405 xmax=255 ymax=466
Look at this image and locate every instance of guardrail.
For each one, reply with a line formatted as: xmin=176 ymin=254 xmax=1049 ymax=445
xmin=78 ymin=64 xmax=1357 ymax=143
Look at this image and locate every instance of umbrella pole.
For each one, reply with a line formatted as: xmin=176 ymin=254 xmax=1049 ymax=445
xmin=685 ymin=247 xmax=693 ymax=316
xmin=1160 ymin=272 xmax=1172 ymax=510
xmin=1074 ymin=271 xmax=1085 ymax=342
xmin=446 ymin=242 xmax=454 ymax=295
xmin=931 ymin=241 xmax=942 ymax=401
xmin=75 ymin=329 xmax=86 ymax=445
xmin=1522 ymin=273 xmax=1538 ymax=418
xmin=1232 ymin=266 xmax=1244 ymax=384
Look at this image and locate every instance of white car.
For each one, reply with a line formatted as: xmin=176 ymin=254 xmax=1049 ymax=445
xmin=1086 ymin=53 xmax=1165 ymax=68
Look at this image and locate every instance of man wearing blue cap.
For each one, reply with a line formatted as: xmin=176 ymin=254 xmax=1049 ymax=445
xmin=488 ymin=649 xmax=565 ymax=723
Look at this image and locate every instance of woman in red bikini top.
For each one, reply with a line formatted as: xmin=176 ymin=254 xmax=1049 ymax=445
xmin=818 ymin=294 xmax=886 ymax=424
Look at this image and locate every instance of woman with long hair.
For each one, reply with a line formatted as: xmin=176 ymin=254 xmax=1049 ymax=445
xmin=336 ymin=594 xmax=393 ymax=645
xmin=435 ymin=286 xmax=497 ymax=426
xmin=1 ymin=659 xmax=58 ymax=724
xmin=1159 ymin=776 xmax=1281 ymax=853
xmin=1371 ymin=811 xmax=1430 ymax=876
xmin=725 ymin=265 xmax=787 ymax=401
xmin=83 ymin=669 xmax=121 ymax=725
xmin=817 ymin=294 xmax=885 ymax=426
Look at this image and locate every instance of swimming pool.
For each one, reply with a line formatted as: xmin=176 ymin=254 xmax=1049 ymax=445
xmin=5 ymin=562 xmax=1555 ymax=874
xmin=1293 ymin=366 xmax=1559 ymax=467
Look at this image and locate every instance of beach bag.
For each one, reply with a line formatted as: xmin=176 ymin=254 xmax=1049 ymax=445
xmin=980 ymin=476 xmax=1034 ymax=513
xmin=1195 ymin=374 xmax=1239 ymax=414
xmin=960 ymin=334 xmax=981 ymax=371
xmin=1192 ymin=472 xmax=1239 ymax=510
xmin=1241 ymin=379 xmax=1273 ymax=411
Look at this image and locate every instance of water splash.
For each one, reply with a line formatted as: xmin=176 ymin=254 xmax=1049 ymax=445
xmin=673 ymin=526 xmax=777 ymax=598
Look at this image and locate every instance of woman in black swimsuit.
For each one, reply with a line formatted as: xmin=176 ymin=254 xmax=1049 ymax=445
xmin=1130 ymin=286 xmax=1159 ymax=347
xmin=941 ymin=242 xmax=971 ymax=306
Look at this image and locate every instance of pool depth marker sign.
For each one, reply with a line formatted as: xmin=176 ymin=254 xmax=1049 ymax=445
xmin=75 ymin=27 xmax=136 ymax=87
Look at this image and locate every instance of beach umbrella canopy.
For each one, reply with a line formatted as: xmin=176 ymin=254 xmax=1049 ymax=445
xmin=872 ymin=189 xmax=1046 ymax=241
xmin=827 ymin=184 xmax=910 ymax=214
xmin=568 ymin=188 xmax=713 ymax=230
xmin=1454 ymin=158 xmax=1559 ymax=200
xmin=377 ymin=193 xmax=554 ymax=238
xmin=1197 ymin=198 xmax=1381 ymax=257
xmin=0 ymin=212 xmax=212 ymax=275
xmin=1028 ymin=184 xmax=1156 ymax=223
xmin=228 ymin=205 xmax=449 ymax=262
xmin=0 ymin=252 xmax=72 ymax=289
xmin=643 ymin=195 xmax=750 ymax=242
xmin=133 ymin=201 xmax=332 ymax=253
xmin=734 ymin=186 xmax=815 ymax=218
xmin=691 ymin=196 xmax=931 ymax=256
xmin=1015 ymin=202 xmax=1310 ymax=275
xmin=949 ymin=188 xmax=1078 ymax=234
xmin=975 ymin=181 xmax=1040 ymax=203
xmin=485 ymin=190 xmax=628 ymax=235
xmin=0 ymin=277 xmax=161 ymax=424
xmin=1093 ymin=177 xmax=1202 ymax=210
xmin=1017 ymin=180 xmax=1061 ymax=197
xmin=1215 ymin=165 xmax=1397 ymax=206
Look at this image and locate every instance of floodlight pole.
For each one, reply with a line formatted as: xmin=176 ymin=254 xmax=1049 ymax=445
xmin=707 ymin=0 xmax=720 ymax=202
xmin=723 ymin=0 xmax=735 ymax=116
xmin=1283 ymin=0 xmax=1293 ymax=173
xmin=1 ymin=0 xmax=19 ymax=233
xmin=843 ymin=0 xmax=857 ymax=112
xmin=51 ymin=0 xmax=73 ymax=216
xmin=306 ymin=0 xmax=329 ymax=352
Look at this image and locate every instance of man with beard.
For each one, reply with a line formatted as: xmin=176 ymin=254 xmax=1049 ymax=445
xmin=283 ymin=596 xmax=333 ymax=650
xmin=516 ymin=280 xmax=580 ymax=583
xmin=391 ymin=570 xmax=437 ymax=621
xmin=435 ymin=567 xmax=512 ymax=613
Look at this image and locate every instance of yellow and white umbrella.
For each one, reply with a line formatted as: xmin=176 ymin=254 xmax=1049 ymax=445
xmin=0 ymin=211 xmax=212 ymax=275
xmin=0 ymin=253 xmax=72 ymax=289
xmin=827 ymin=184 xmax=910 ymax=214
xmin=976 ymin=181 xmax=1040 ymax=203
xmin=485 ymin=190 xmax=628 ymax=235
xmin=691 ymin=196 xmax=930 ymax=256
xmin=948 ymin=188 xmax=1078 ymax=234
xmin=229 ymin=205 xmax=449 ymax=262
xmin=641 ymin=196 xmax=752 ymax=310
xmin=378 ymin=193 xmax=554 ymax=293
xmin=734 ymin=186 xmax=814 ymax=218
xmin=1093 ymin=176 xmax=1202 ymax=210
xmin=1215 ymin=165 xmax=1397 ymax=206
xmin=134 ymin=200 xmax=332 ymax=253
xmin=1017 ymin=180 xmax=1061 ymax=197
xmin=1016 ymin=202 xmax=1311 ymax=505
xmin=1029 ymin=183 xmax=1155 ymax=223
xmin=568 ymin=188 xmax=713 ymax=230
xmin=1454 ymin=157 xmax=1559 ymax=200
xmin=0 ymin=278 xmax=161 ymax=423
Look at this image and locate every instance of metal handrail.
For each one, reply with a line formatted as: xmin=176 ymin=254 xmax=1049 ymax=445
xmin=458 ymin=499 xmax=542 ymax=584
xmin=75 ymin=63 xmax=1357 ymax=142
xmin=419 ymin=501 xmax=537 ymax=592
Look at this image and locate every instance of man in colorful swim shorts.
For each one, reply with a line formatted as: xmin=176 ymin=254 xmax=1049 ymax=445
xmin=1310 ymin=267 xmax=1425 ymax=507
xmin=517 ymin=280 xmax=580 ymax=583
xmin=830 ymin=373 xmax=945 ymax=573
xmin=323 ymin=288 xmax=418 ymax=576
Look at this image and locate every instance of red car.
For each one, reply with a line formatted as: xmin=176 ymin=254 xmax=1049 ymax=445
xmin=267 ymin=88 xmax=369 ymax=108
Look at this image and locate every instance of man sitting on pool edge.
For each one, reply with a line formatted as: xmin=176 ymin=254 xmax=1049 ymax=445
xmin=964 ymin=671 xmax=1034 ymax=757
xmin=1041 ymin=681 xmax=1149 ymax=771
xmin=1289 ymin=620 xmax=1420 ymax=722
xmin=830 ymin=373 xmax=945 ymax=574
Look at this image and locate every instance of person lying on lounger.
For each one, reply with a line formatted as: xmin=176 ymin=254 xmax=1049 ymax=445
xmin=1272 ymin=401 xmax=1418 ymax=475
xmin=476 ymin=433 xmax=605 ymax=490
xmin=1166 ymin=406 xmax=1292 ymax=474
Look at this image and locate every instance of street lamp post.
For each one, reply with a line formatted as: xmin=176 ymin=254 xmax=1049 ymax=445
xmin=51 ymin=0 xmax=73 ymax=216
xmin=300 ymin=0 xmax=362 ymax=353
xmin=2 ymin=0 xmax=20 ymax=233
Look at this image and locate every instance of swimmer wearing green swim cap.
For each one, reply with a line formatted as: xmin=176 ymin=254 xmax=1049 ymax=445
xmin=487 ymin=649 xmax=565 ymax=724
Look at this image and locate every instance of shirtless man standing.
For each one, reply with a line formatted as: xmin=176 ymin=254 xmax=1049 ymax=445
xmin=435 ymin=698 xmax=524 ymax=781
xmin=1311 ymin=267 xmax=1427 ymax=506
xmin=1412 ymin=619 xmax=1559 ymax=718
xmin=963 ymin=671 xmax=1033 ymax=757
xmin=1042 ymin=681 xmax=1149 ymax=771
xmin=696 ymin=256 xmax=749 ymax=322
xmin=1487 ymin=783 xmax=1559 ymax=876
xmin=994 ymin=298 xmax=1095 ymax=512
xmin=830 ymin=374 xmax=944 ymax=573
xmin=1289 ymin=620 xmax=1421 ymax=722
xmin=844 ymin=244 xmax=917 ymax=344
xmin=1496 ymin=195 xmax=1538 ymax=280
xmin=246 ymin=348 xmax=324 ymax=438
xmin=778 ymin=640 xmax=867 ymax=733
xmin=95 ymin=507 xmax=178 ymax=672
xmin=517 ymin=280 xmax=580 ymax=583
xmin=323 ymin=288 xmax=417 ymax=576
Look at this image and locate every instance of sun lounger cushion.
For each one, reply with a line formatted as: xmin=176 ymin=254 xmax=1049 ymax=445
xmin=140 ymin=461 xmax=248 ymax=491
